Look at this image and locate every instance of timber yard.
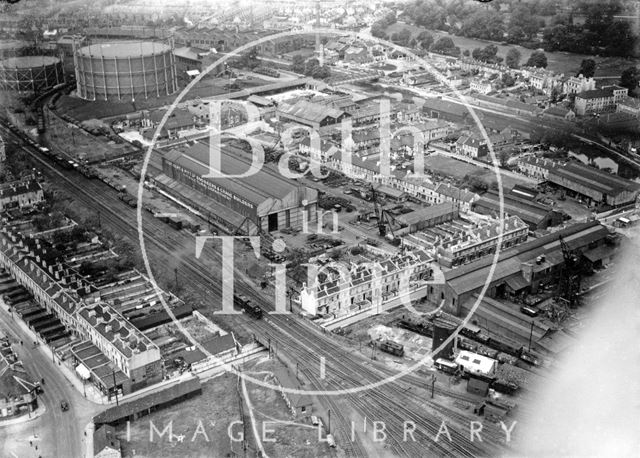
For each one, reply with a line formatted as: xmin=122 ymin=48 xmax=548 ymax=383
xmin=1 ymin=0 xmax=639 ymax=457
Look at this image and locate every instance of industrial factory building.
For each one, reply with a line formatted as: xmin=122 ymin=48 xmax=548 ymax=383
xmin=159 ymin=141 xmax=318 ymax=234
xmin=0 ymin=56 xmax=65 ymax=92
xmin=547 ymin=162 xmax=640 ymax=207
xmin=441 ymin=221 xmax=615 ymax=316
xmin=73 ymin=41 xmax=178 ymax=102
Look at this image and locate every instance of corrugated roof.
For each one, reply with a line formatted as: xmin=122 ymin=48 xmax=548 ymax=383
xmin=397 ymin=203 xmax=456 ymax=226
xmin=163 ymin=141 xmax=313 ymax=207
xmin=548 ymin=162 xmax=640 ymax=197
xmin=94 ymin=378 xmax=202 ymax=424
xmin=445 ymin=221 xmax=609 ymax=296
xmin=280 ymin=100 xmax=346 ymax=124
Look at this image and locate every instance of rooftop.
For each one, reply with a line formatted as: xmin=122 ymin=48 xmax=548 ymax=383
xmin=163 ymin=140 xmax=316 ymax=207
xmin=474 ymin=190 xmax=554 ymax=225
xmin=78 ymin=41 xmax=171 ymax=58
xmin=548 ymin=162 xmax=640 ymax=197
xmin=279 ymin=100 xmax=347 ymax=124
xmin=445 ymin=221 xmax=610 ymax=295
xmin=0 ymin=55 xmax=60 ymax=68
xmin=397 ymin=203 xmax=457 ymax=226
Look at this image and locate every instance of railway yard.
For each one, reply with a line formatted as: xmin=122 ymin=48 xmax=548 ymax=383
xmin=1 ymin=2 xmax=638 ymax=456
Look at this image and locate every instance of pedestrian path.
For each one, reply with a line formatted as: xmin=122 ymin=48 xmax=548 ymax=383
xmin=0 ymin=403 xmax=46 ymax=427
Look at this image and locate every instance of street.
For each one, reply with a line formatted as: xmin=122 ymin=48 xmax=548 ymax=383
xmin=0 ymin=301 xmax=103 ymax=458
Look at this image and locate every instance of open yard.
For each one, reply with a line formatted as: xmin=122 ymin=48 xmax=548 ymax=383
xmin=116 ymin=373 xmax=242 ymax=458
xmin=424 ymin=154 xmax=531 ymax=191
xmin=56 ymin=76 xmax=272 ymax=121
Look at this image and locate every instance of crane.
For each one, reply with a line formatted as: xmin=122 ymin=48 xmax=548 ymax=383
xmin=557 ymin=234 xmax=583 ymax=309
xmin=369 ymin=184 xmax=400 ymax=244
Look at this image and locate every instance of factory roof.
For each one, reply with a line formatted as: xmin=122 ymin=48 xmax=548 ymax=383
xmin=78 ymin=41 xmax=171 ymax=58
xmin=0 ymin=55 xmax=60 ymax=68
xmin=279 ymin=100 xmax=347 ymax=124
xmin=163 ymin=140 xmax=313 ymax=207
xmin=548 ymin=162 xmax=640 ymax=197
xmin=445 ymin=221 xmax=609 ymax=296
xmin=473 ymin=190 xmax=553 ymax=225
xmin=397 ymin=203 xmax=456 ymax=226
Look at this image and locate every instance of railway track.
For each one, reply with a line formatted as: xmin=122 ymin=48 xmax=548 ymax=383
xmin=2 ymin=121 xmax=509 ymax=456
xmin=258 ymin=317 xmax=500 ymax=457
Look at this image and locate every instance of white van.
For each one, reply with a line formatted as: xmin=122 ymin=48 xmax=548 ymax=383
xmin=311 ymin=415 xmax=319 ymax=426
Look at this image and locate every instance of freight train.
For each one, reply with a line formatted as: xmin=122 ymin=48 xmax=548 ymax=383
xmin=234 ymin=294 xmax=263 ymax=319
xmin=398 ymin=317 xmax=540 ymax=367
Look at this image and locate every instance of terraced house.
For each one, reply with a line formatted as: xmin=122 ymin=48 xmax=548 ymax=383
xmin=299 ymin=251 xmax=434 ymax=317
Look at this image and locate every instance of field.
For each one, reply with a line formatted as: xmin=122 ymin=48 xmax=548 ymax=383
xmin=116 ymin=374 xmax=242 ymax=458
xmin=424 ymin=154 xmax=530 ymax=190
xmin=242 ymin=358 xmax=334 ymax=458
xmin=384 ymin=22 xmax=631 ymax=77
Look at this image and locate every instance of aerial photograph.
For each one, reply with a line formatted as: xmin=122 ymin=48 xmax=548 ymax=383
xmin=0 ymin=0 xmax=638 ymax=456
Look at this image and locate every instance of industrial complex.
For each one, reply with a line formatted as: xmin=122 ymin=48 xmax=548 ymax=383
xmin=0 ymin=0 xmax=639 ymax=457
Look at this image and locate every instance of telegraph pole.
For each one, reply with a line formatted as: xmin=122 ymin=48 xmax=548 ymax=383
xmin=528 ymin=321 xmax=534 ymax=352
xmin=112 ymin=370 xmax=119 ymax=406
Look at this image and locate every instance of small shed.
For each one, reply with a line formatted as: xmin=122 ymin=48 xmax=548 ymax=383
xmin=94 ymin=425 xmax=122 ymax=458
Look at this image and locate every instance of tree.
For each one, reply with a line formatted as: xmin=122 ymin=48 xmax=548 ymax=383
xmin=505 ymin=48 xmax=521 ymax=69
xmin=292 ymin=55 xmax=306 ymax=74
xmin=499 ymin=149 xmax=510 ymax=167
xmin=460 ymin=10 xmax=505 ymax=41
xmin=525 ymin=50 xmax=548 ymax=68
xmin=463 ymin=49 xmax=470 ymax=57
xmin=416 ymin=30 xmax=434 ymax=50
xmin=620 ymin=67 xmax=640 ymax=94
xmin=472 ymin=45 xmax=499 ymax=63
xmin=431 ymin=37 xmax=457 ymax=55
xmin=501 ymin=73 xmax=516 ymax=87
xmin=577 ymin=59 xmax=596 ymax=78
xmin=394 ymin=28 xmax=412 ymax=46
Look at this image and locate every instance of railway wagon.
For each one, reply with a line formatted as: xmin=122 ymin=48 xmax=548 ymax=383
xmin=378 ymin=340 xmax=405 ymax=357
xmin=434 ymin=358 xmax=459 ymax=375
xmin=234 ymin=294 xmax=263 ymax=319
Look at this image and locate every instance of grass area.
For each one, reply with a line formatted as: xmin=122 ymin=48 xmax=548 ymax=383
xmin=117 ymin=374 xmax=241 ymax=458
xmin=424 ymin=154 xmax=529 ymax=190
xmin=385 ymin=22 xmax=630 ymax=77
xmin=244 ymin=359 xmax=334 ymax=458
xmin=47 ymin=113 xmax=131 ymax=162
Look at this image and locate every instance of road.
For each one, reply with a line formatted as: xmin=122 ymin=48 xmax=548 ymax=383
xmin=0 ymin=302 xmax=103 ymax=458
xmin=1 ymin=121 xmax=506 ymax=457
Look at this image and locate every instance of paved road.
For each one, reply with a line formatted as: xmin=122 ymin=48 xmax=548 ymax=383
xmin=0 ymin=302 xmax=103 ymax=458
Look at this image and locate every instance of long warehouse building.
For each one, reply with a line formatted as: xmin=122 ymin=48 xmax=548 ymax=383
xmin=547 ymin=162 xmax=640 ymax=207
xmin=160 ymin=141 xmax=318 ymax=234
